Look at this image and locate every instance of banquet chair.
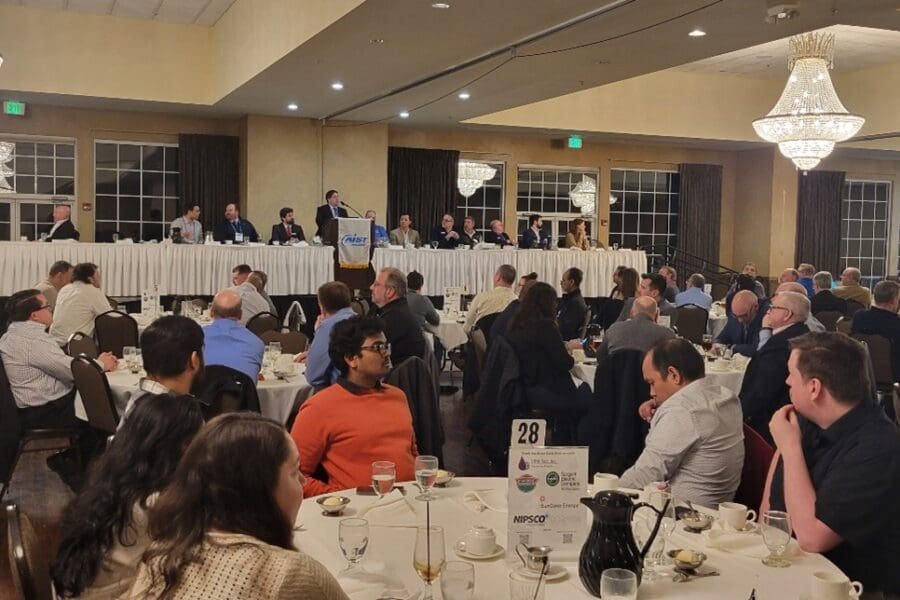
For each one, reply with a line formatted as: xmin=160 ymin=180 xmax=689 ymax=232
xmin=734 ymin=424 xmax=774 ymax=512
xmin=844 ymin=299 xmax=866 ymax=317
xmin=577 ymin=309 xmax=593 ymax=340
xmin=835 ymin=316 xmax=852 ymax=335
xmin=674 ymin=305 xmax=708 ymax=344
xmin=71 ymin=356 xmax=119 ymax=435
xmin=246 ymin=312 xmax=280 ymax=338
xmin=474 ymin=313 xmax=499 ymax=347
xmin=282 ymin=301 xmax=307 ymax=332
xmin=94 ymin=310 xmax=139 ymax=358
xmin=191 ymin=365 xmax=260 ymax=421
xmin=852 ymin=333 xmax=893 ymax=392
xmin=813 ymin=310 xmax=843 ymax=332
xmin=66 ymin=331 xmax=98 ymax=358
xmin=387 ymin=357 xmax=443 ymax=462
xmin=260 ymin=330 xmax=308 ymax=354
xmin=6 ymin=503 xmax=54 ymax=600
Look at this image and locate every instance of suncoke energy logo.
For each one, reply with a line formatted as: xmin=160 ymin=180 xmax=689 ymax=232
xmin=515 ymin=474 xmax=538 ymax=492
xmin=512 ymin=513 xmax=548 ymax=524
xmin=340 ymin=234 xmax=369 ymax=246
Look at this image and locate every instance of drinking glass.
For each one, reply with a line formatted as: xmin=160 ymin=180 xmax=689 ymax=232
xmin=612 ymin=242 xmax=619 ymax=251
xmin=430 ymin=240 xmax=439 ymax=250
xmin=440 ymin=561 xmax=474 ymax=600
xmin=648 ymin=491 xmax=676 ymax=566
xmin=701 ymin=334 xmax=714 ymax=354
xmin=371 ymin=461 xmax=396 ymax=498
xmin=761 ymin=510 xmax=792 ymax=567
xmin=413 ymin=525 xmax=445 ymax=600
xmin=414 ymin=455 xmax=439 ymax=501
xmin=123 ymin=346 xmax=136 ymax=371
xmin=632 ymin=510 xmax=665 ymax=582
xmin=508 ymin=571 xmax=545 ymax=600
xmin=600 ymin=568 xmax=638 ymax=600
xmin=338 ymin=518 xmax=369 ymax=572
xmin=131 ymin=348 xmax=143 ymax=374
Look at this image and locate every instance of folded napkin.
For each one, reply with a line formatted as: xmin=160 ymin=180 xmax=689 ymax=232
xmin=338 ymin=566 xmax=418 ymax=600
xmin=703 ymin=523 xmax=801 ymax=559
xmin=462 ymin=489 xmax=508 ymax=513
xmin=357 ymin=490 xmax=419 ymax=526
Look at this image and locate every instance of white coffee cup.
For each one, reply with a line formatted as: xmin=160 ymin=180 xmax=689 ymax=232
xmin=458 ymin=525 xmax=496 ymax=556
xmin=810 ymin=571 xmax=863 ymax=600
xmin=718 ymin=502 xmax=757 ymax=531
xmin=592 ymin=473 xmax=619 ymax=491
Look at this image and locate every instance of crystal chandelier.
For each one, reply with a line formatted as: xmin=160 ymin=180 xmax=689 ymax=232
xmin=568 ymin=175 xmax=597 ymax=215
xmin=752 ymin=32 xmax=864 ymax=171
xmin=0 ymin=142 xmax=14 ymax=192
xmin=456 ymin=161 xmax=497 ymax=198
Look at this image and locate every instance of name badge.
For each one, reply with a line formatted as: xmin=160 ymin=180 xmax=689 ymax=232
xmin=234 ymin=232 xmax=244 ymax=243
xmin=511 ymin=419 xmax=547 ymax=447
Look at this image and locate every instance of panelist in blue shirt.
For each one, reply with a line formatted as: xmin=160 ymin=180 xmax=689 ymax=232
xmin=674 ymin=273 xmax=713 ymax=311
xmin=365 ymin=209 xmax=389 ymax=245
xmin=202 ymin=290 xmax=265 ymax=381
xmin=294 ymin=282 xmax=356 ymax=390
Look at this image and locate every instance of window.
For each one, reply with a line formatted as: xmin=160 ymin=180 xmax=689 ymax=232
xmin=516 ymin=167 xmax=596 ymax=245
xmin=0 ymin=202 xmax=10 ymax=240
xmin=454 ymin=161 xmax=504 ymax=235
xmin=94 ymin=141 xmax=179 ymax=242
xmin=609 ymin=168 xmax=679 ymax=251
xmin=841 ymin=179 xmax=890 ymax=290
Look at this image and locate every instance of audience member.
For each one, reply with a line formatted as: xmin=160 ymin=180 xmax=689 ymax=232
xmin=659 ymin=266 xmax=679 ymax=303
xmin=779 ymin=267 xmax=800 ymax=284
xmin=738 ymin=291 xmax=810 ymax=444
xmin=463 ymin=264 xmax=517 ymax=333
xmin=290 ymin=316 xmax=417 ymax=497
xmin=250 ymin=270 xmax=278 ymax=316
xmin=851 ymin=279 xmax=900 ymax=381
xmin=725 ymin=273 xmax=762 ymax=314
xmin=484 ymin=219 xmax=512 ymax=246
xmin=762 ymin=333 xmax=900 ymax=596
xmin=370 ymin=267 xmax=425 ymax=366
xmin=611 ymin=267 xmax=639 ymax=301
xmin=365 ymin=209 xmax=389 ymax=245
xmin=314 ymin=189 xmax=348 ymax=238
xmin=765 ymin=282 xmax=825 ymax=334
xmin=406 ymin=271 xmax=440 ymax=330
xmin=169 ymin=203 xmax=202 ymax=244
xmin=33 ymin=260 xmax=73 ymax=310
xmin=270 ymin=207 xmax=305 ymax=245
xmin=201 ymin=290 xmax=265 ymax=381
xmin=558 ymin=267 xmax=588 ymax=341
xmin=727 ymin=262 xmax=766 ymax=299
xmin=231 ymin=263 xmax=251 ymax=286
xmin=389 ymin=213 xmax=421 ymax=247
xmin=617 ymin=273 xmax=677 ymax=324
xmin=491 ymin=279 xmax=538 ymax=343
xmin=520 ymin=214 xmax=549 ymax=249
xmin=810 ymin=271 xmax=847 ymax=314
xmin=52 ymin=395 xmax=203 ymax=599
xmin=674 ymin=273 xmax=712 ymax=310
xmin=131 ymin=413 xmax=350 ymax=599
xmin=622 ymin=338 xmax=743 ymax=508
xmin=715 ymin=290 xmax=767 ymax=357
xmin=213 ymin=202 xmax=259 ymax=243
xmin=797 ymin=263 xmax=816 ymax=296
xmin=458 ymin=215 xmax=481 ymax=246
xmin=564 ymin=218 xmax=590 ymax=250
xmin=834 ymin=267 xmax=872 ymax=306
xmin=46 ymin=204 xmax=80 ymax=241
xmin=515 ymin=271 xmax=538 ymax=297
xmin=294 ymin=282 xmax=355 ymax=389
xmin=430 ymin=213 xmax=461 ymax=249
xmin=49 ymin=262 xmax=113 ymax=345
xmin=228 ymin=269 xmax=270 ymax=325
xmin=596 ymin=296 xmax=675 ymax=360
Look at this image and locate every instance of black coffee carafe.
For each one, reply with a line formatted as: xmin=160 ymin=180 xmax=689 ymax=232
xmin=578 ymin=490 xmax=666 ymax=597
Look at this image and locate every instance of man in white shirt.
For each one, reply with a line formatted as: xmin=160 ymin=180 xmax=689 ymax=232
xmin=227 ymin=266 xmax=269 ymax=325
xmin=33 ymin=260 xmax=73 ymax=310
xmin=463 ymin=264 xmax=518 ymax=333
xmin=622 ymin=338 xmax=744 ymax=508
xmin=169 ymin=203 xmax=202 ymax=244
xmin=49 ymin=263 xmax=113 ymax=346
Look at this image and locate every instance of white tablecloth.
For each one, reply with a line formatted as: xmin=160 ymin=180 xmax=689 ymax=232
xmin=434 ymin=313 xmax=468 ymax=350
xmin=574 ymin=362 xmax=745 ymax=396
xmin=295 ymin=477 xmax=844 ymax=599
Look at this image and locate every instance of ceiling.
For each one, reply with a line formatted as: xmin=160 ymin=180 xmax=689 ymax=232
xmin=0 ymin=0 xmax=237 ymax=26
xmin=674 ymin=24 xmax=900 ymax=78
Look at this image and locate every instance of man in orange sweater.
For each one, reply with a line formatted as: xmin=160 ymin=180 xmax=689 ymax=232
xmin=291 ymin=315 xmax=417 ymax=497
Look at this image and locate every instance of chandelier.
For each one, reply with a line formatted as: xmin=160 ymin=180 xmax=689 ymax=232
xmin=456 ymin=161 xmax=497 ymax=198
xmin=0 ymin=142 xmax=14 ymax=192
xmin=752 ymin=32 xmax=864 ymax=171
xmin=568 ymin=175 xmax=597 ymax=215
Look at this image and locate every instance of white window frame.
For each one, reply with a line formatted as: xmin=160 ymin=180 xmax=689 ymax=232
xmin=516 ymin=164 xmax=599 ymax=245
xmin=609 ymin=166 xmax=679 ymax=252
xmin=455 ymin=160 xmax=505 ymax=235
xmin=840 ymin=177 xmax=892 ymax=290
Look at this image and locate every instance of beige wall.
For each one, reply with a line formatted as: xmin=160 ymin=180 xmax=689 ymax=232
xmin=733 ymin=148 xmax=776 ymax=275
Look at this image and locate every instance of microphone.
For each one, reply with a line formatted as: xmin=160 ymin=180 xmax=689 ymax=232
xmin=339 ymin=200 xmax=365 ymax=219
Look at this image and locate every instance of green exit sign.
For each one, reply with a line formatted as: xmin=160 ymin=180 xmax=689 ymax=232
xmin=3 ymin=101 xmax=25 ymax=116
xmin=567 ymin=135 xmax=582 ymax=149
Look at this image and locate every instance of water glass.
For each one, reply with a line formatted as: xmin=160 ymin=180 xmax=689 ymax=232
xmin=123 ymin=346 xmax=136 ymax=370
xmin=131 ymin=348 xmax=142 ymax=374
xmin=633 ymin=511 xmax=665 ymax=582
xmin=414 ymin=455 xmax=439 ymax=501
xmin=371 ymin=461 xmax=396 ymax=498
xmin=600 ymin=568 xmax=638 ymax=600
xmin=508 ymin=571 xmax=545 ymax=600
xmin=413 ymin=525 xmax=445 ymax=600
xmin=338 ymin=518 xmax=369 ymax=572
xmin=761 ymin=510 xmax=792 ymax=567
xmin=440 ymin=561 xmax=474 ymax=600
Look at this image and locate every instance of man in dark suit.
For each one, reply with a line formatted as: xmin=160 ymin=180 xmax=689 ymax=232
xmin=213 ymin=203 xmax=259 ymax=243
xmin=738 ymin=290 xmax=810 ymax=444
xmin=484 ymin=219 xmax=512 ymax=246
xmin=851 ymin=279 xmax=900 ymax=381
xmin=558 ymin=267 xmax=588 ymax=341
xmin=716 ymin=290 xmax=769 ymax=357
xmin=45 ymin=205 xmax=79 ymax=241
xmin=370 ymin=267 xmax=425 ymax=366
xmin=429 ymin=214 xmax=461 ymax=249
xmin=269 ymin=206 xmax=305 ymax=245
xmin=315 ymin=189 xmax=348 ymax=237
xmin=810 ymin=271 xmax=847 ymax=314
xmin=520 ymin=214 xmax=550 ymax=249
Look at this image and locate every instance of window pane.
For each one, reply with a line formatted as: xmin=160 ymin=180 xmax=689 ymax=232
xmin=164 ymin=147 xmax=178 ymax=171
xmin=94 ymin=221 xmax=118 ymax=243
xmin=56 ymin=144 xmax=74 ymax=158
xmin=142 ymin=197 xmax=165 ymax=221
xmin=16 ymin=156 xmax=35 ymax=175
xmin=142 ymin=146 xmax=164 ymax=171
xmin=96 ymin=196 xmax=118 ymax=220
xmin=96 ymin=143 xmax=118 ymax=169
xmin=96 ymin=169 xmax=117 ymax=195
xmin=56 ymin=158 xmax=74 ymax=178
xmin=15 ymin=176 xmax=34 ymax=194
xmin=36 ymin=177 xmax=54 ymax=194
xmin=17 ymin=143 xmax=35 ymax=156
xmin=0 ymin=204 xmax=9 ymax=221
xmin=119 ymin=198 xmax=141 ymax=221
xmin=142 ymin=171 xmax=164 ymax=197
xmin=36 ymin=143 xmax=54 ymax=157
xmin=142 ymin=222 xmax=164 ymax=242
xmin=119 ymin=171 xmax=140 ymax=196
xmin=36 ymin=157 xmax=53 ymax=176
xmin=55 ymin=178 xmax=75 ymax=195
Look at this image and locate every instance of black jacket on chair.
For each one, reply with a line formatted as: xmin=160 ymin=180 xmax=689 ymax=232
xmin=270 ymin=223 xmax=305 ymax=245
xmin=315 ymin=204 xmax=348 ymax=237
xmin=811 ymin=290 xmax=848 ymax=315
xmin=558 ymin=289 xmax=588 ymax=341
xmin=46 ymin=220 xmax=80 ymax=241
xmin=387 ymin=356 xmax=443 ymax=462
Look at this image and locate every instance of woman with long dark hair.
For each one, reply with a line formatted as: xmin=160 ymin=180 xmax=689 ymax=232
xmin=611 ymin=267 xmax=639 ymax=301
xmin=52 ymin=394 xmax=203 ymax=599
xmin=506 ymin=282 xmax=591 ymax=444
xmin=128 ymin=413 xmax=348 ymax=599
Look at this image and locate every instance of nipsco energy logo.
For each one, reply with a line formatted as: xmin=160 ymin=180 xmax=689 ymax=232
xmin=545 ymin=471 xmax=560 ymax=487
xmin=512 ymin=513 xmax=548 ymax=524
xmin=515 ymin=474 xmax=538 ymax=492
xmin=340 ymin=234 xmax=369 ymax=246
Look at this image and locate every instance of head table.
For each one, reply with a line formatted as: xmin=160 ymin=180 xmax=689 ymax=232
xmin=295 ymin=477 xmax=844 ymax=600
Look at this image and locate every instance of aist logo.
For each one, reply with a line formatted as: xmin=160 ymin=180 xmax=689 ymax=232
xmin=340 ymin=234 xmax=369 ymax=246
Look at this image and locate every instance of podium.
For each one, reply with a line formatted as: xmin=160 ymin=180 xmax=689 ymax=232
xmin=323 ymin=218 xmax=376 ymax=294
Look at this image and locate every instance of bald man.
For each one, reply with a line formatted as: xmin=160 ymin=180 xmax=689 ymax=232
xmin=201 ymin=289 xmax=265 ymax=381
xmin=595 ymin=296 xmax=676 ymax=360
xmin=834 ymin=267 xmax=872 ymax=306
xmin=715 ymin=289 xmax=769 ymax=357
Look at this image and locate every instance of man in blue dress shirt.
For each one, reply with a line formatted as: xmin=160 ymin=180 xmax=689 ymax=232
xmin=294 ymin=282 xmax=356 ymax=390
xmin=365 ymin=210 xmax=389 ymax=245
xmin=674 ymin=273 xmax=713 ymax=311
xmin=202 ymin=289 xmax=265 ymax=381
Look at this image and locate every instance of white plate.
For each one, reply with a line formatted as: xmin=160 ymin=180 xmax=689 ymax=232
xmin=514 ymin=565 xmax=567 ymax=582
xmin=454 ymin=540 xmax=504 ymax=560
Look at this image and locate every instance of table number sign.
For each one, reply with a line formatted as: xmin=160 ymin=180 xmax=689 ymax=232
xmin=507 ymin=446 xmax=589 ymax=561
xmin=443 ymin=286 xmax=463 ymax=313
xmin=510 ymin=418 xmax=546 ymax=447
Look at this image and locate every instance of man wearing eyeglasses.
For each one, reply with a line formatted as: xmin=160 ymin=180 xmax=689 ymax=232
xmin=370 ymin=267 xmax=426 ymax=367
xmin=738 ymin=290 xmax=810 ymax=444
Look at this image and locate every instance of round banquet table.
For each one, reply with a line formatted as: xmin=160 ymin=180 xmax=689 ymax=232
xmin=295 ymin=477 xmax=846 ymax=599
xmin=573 ymin=361 xmax=746 ymax=396
xmin=434 ymin=312 xmax=468 ymax=350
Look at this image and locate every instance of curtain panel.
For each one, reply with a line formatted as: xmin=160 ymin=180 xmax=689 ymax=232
xmin=387 ymin=147 xmax=460 ymax=241
xmin=795 ymin=170 xmax=845 ymax=276
xmin=177 ymin=134 xmax=240 ymax=232
xmin=676 ymin=163 xmax=723 ymax=283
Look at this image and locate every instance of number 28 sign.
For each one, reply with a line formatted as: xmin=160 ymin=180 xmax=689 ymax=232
xmin=511 ymin=419 xmax=546 ymax=447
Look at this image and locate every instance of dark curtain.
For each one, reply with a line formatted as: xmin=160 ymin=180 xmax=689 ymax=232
xmin=676 ymin=164 xmax=723 ymax=284
xmin=795 ymin=170 xmax=845 ymax=276
xmin=178 ymin=134 xmax=240 ymax=231
xmin=387 ymin=147 xmax=460 ymax=241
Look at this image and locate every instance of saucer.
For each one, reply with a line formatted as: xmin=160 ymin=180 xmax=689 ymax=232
xmin=454 ymin=540 xmax=504 ymax=560
xmin=715 ymin=520 xmax=758 ymax=534
xmin=515 ymin=565 xmax=567 ymax=582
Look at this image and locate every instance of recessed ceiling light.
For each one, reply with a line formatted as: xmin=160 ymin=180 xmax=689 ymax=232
xmin=331 ymin=82 xmax=344 ymax=91
xmin=689 ymin=28 xmax=706 ymax=37
xmin=458 ymin=91 xmax=470 ymax=100
xmin=286 ymin=103 xmax=299 ymax=111
xmin=431 ymin=2 xmax=450 ymax=8
xmin=399 ymin=111 xmax=410 ymax=119
xmin=370 ymin=38 xmax=385 ymax=44
xmin=0 ymin=54 xmax=4 ymax=69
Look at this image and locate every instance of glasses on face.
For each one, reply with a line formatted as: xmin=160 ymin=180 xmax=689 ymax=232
xmin=36 ymin=304 xmax=52 ymax=312
xmin=767 ymin=305 xmax=791 ymax=314
xmin=360 ymin=342 xmax=391 ymax=354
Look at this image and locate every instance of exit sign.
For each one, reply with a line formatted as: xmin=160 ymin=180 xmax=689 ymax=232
xmin=3 ymin=101 xmax=25 ymax=116
xmin=567 ymin=135 xmax=582 ymax=149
